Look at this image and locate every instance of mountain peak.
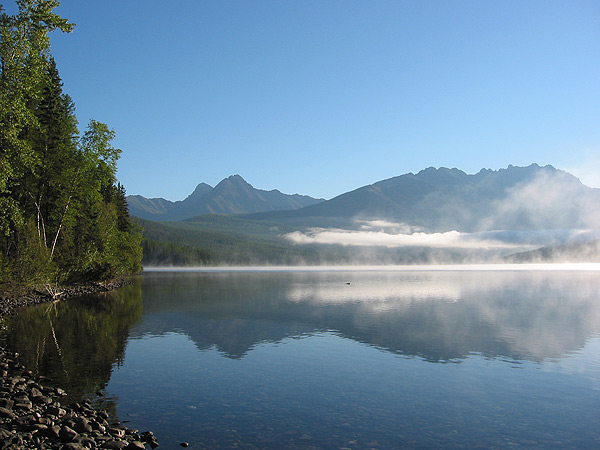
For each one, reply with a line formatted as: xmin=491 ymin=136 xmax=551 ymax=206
xmin=214 ymin=174 xmax=253 ymax=188
xmin=226 ymin=174 xmax=246 ymax=182
xmin=185 ymin=182 xmax=213 ymax=200
xmin=193 ymin=182 xmax=213 ymax=191
xmin=127 ymin=174 xmax=323 ymax=220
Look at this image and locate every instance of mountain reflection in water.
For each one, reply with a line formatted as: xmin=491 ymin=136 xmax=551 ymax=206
xmin=134 ymin=270 xmax=600 ymax=362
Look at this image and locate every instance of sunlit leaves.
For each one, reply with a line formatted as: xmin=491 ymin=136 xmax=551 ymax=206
xmin=0 ymin=1 xmax=142 ymax=283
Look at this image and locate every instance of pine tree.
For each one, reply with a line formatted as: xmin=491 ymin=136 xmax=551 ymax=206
xmin=1 ymin=2 xmax=142 ymax=283
xmin=0 ymin=1 xmax=74 ymax=279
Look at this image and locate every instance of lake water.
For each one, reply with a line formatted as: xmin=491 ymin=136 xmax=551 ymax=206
xmin=3 ymin=266 xmax=600 ymax=449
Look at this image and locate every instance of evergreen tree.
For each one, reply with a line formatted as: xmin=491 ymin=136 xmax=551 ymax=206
xmin=0 ymin=1 xmax=73 ymax=239
xmin=1 ymin=1 xmax=142 ymax=283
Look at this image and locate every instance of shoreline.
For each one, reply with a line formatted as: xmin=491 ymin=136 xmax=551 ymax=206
xmin=0 ymin=278 xmax=134 ymax=316
xmin=0 ymin=277 xmax=160 ymax=450
xmin=143 ymin=262 xmax=600 ymax=272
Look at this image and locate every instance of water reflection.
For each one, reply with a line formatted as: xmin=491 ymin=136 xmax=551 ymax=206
xmin=2 ymin=270 xmax=600 ymax=449
xmin=135 ymin=270 xmax=600 ymax=362
xmin=2 ymin=281 xmax=143 ymax=408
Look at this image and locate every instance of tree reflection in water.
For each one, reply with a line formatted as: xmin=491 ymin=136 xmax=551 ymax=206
xmin=2 ymin=280 xmax=143 ymax=416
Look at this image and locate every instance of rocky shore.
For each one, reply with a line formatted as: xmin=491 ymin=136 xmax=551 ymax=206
xmin=0 ymin=278 xmax=133 ymax=316
xmin=0 ymin=279 xmax=159 ymax=450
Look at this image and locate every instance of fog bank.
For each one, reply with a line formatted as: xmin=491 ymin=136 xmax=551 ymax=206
xmin=285 ymin=224 xmax=600 ymax=250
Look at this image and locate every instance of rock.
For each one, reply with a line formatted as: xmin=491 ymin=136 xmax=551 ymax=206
xmin=47 ymin=405 xmax=67 ymax=417
xmin=43 ymin=425 xmax=61 ymax=439
xmin=62 ymin=443 xmax=88 ymax=450
xmin=139 ymin=431 xmax=155 ymax=441
xmin=8 ymin=376 xmax=25 ymax=385
xmin=1 ymin=434 xmax=23 ymax=450
xmin=103 ymin=440 xmax=129 ymax=449
xmin=32 ymin=394 xmax=53 ymax=405
xmin=39 ymin=416 xmax=53 ymax=426
xmin=140 ymin=430 xmax=159 ymax=448
xmin=63 ymin=418 xmax=77 ymax=429
xmin=29 ymin=423 xmax=48 ymax=432
xmin=109 ymin=427 xmax=126 ymax=438
xmin=55 ymin=387 xmax=67 ymax=396
xmin=13 ymin=401 xmax=33 ymax=411
xmin=0 ymin=407 xmax=16 ymax=419
xmin=77 ymin=435 xmax=98 ymax=448
xmin=74 ymin=417 xmax=93 ymax=433
xmin=13 ymin=393 xmax=29 ymax=402
xmin=15 ymin=415 xmax=34 ymax=426
xmin=29 ymin=387 xmax=43 ymax=397
xmin=0 ymin=317 xmax=156 ymax=450
xmin=59 ymin=425 xmax=79 ymax=442
xmin=91 ymin=420 xmax=106 ymax=433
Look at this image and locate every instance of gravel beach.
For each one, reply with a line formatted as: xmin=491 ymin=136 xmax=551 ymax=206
xmin=0 ymin=279 xmax=159 ymax=450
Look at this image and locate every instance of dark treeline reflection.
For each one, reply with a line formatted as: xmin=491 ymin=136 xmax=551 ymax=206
xmin=136 ymin=270 xmax=600 ymax=362
xmin=2 ymin=282 xmax=143 ymax=410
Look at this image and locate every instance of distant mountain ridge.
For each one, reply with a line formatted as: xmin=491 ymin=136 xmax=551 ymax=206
xmin=129 ymin=164 xmax=600 ymax=233
xmin=127 ymin=175 xmax=324 ymax=221
xmin=245 ymin=164 xmax=600 ymax=232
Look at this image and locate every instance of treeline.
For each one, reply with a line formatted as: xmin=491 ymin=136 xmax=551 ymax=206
xmin=142 ymin=240 xmax=212 ymax=266
xmin=135 ymin=216 xmax=326 ymax=266
xmin=0 ymin=1 xmax=142 ymax=283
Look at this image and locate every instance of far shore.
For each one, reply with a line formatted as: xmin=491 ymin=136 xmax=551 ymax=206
xmin=142 ymin=262 xmax=600 ymax=272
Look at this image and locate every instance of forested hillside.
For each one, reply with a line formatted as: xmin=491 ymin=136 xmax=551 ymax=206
xmin=0 ymin=1 xmax=142 ymax=283
xmin=136 ymin=216 xmax=327 ymax=266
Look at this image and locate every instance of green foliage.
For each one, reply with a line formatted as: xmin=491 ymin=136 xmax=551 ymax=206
xmin=13 ymin=217 xmax=57 ymax=281
xmin=0 ymin=1 xmax=142 ymax=283
xmin=0 ymin=0 xmax=74 ymax=195
xmin=80 ymin=119 xmax=121 ymax=190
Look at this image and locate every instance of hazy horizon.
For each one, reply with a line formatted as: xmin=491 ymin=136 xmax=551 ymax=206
xmin=143 ymin=263 xmax=600 ymax=271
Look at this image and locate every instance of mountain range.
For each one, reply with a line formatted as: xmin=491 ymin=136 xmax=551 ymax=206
xmin=127 ymin=174 xmax=324 ymax=221
xmin=128 ymin=164 xmax=600 ymax=232
xmin=247 ymin=164 xmax=600 ymax=231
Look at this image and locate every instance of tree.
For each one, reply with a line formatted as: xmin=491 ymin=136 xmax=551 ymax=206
xmin=1 ymin=2 xmax=142 ymax=283
xmin=26 ymin=57 xmax=79 ymax=258
xmin=0 ymin=1 xmax=73 ymax=272
xmin=0 ymin=0 xmax=74 ymax=193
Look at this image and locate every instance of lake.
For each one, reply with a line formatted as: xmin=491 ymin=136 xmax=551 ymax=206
xmin=3 ymin=266 xmax=600 ymax=449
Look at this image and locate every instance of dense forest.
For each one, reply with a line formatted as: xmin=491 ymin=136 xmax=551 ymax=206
xmin=0 ymin=1 xmax=142 ymax=283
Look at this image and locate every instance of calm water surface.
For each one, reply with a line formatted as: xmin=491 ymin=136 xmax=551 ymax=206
xmin=3 ymin=268 xmax=600 ymax=449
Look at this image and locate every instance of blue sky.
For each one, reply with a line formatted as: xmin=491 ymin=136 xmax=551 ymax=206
xmin=6 ymin=1 xmax=600 ymax=200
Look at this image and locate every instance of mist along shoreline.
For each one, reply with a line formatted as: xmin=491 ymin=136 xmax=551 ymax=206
xmin=0 ymin=277 xmax=160 ymax=450
xmin=142 ymin=262 xmax=600 ymax=272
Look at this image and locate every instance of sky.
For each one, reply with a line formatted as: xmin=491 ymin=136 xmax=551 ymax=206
xmin=5 ymin=1 xmax=600 ymax=200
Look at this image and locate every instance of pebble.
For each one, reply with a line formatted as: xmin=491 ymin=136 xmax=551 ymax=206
xmin=0 ymin=346 xmax=161 ymax=449
xmin=0 ymin=280 xmax=161 ymax=450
